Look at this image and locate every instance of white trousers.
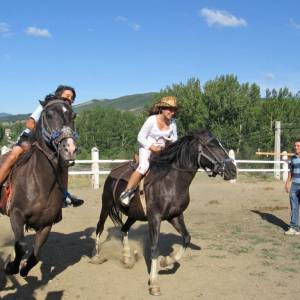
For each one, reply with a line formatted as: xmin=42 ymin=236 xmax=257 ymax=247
xmin=136 ymin=147 xmax=152 ymax=175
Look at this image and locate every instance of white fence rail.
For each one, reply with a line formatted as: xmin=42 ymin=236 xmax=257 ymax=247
xmin=69 ymin=148 xmax=290 ymax=189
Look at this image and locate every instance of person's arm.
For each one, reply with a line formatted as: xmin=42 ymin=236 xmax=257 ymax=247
xmin=170 ymin=119 xmax=178 ymax=142
xmin=28 ymin=104 xmax=43 ymax=130
xmin=137 ymin=116 xmax=160 ymax=153
xmin=285 ymin=161 xmax=293 ymax=193
xmin=18 ymin=104 xmax=43 ymax=139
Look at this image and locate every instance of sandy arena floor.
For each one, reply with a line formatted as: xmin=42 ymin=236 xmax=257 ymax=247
xmin=0 ymin=173 xmax=299 ymax=300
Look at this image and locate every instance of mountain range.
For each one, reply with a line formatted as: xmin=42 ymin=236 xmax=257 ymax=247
xmin=0 ymin=92 xmax=157 ymax=123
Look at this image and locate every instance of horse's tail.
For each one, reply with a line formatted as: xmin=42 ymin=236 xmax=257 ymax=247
xmin=104 ymin=175 xmax=124 ymax=227
xmin=109 ymin=197 xmax=123 ymax=227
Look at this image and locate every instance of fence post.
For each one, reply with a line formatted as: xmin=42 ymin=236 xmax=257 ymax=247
xmin=282 ymin=150 xmax=289 ymax=182
xmin=91 ymin=147 xmax=99 ymax=189
xmin=274 ymin=121 xmax=281 ymax=180
xmin=1 ymin=145 xmax=9 ymax=155
xmin=228 ymin=149 xmax=237 ymax=183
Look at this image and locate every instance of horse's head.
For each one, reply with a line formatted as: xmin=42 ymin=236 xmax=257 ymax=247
xmin=38 ymin=99 xmax=77 ymax=162
xmin=195 ymin=129 xmax=237 ymax=180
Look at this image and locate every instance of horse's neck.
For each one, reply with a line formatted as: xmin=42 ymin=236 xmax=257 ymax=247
xmin=172 ymin=168 xmax=197 ymax=186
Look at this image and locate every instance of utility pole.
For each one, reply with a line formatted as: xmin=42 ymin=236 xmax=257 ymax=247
xmin=274 ymin=121 xmax=281 ymax=180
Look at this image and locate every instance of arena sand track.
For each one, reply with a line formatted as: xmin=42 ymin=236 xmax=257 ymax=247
xmin=0 ymin=173 xmax=300 ymax=300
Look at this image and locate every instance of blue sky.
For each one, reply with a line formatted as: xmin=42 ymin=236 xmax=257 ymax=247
xmin=0 ymin=0 xmax=299 ymax=114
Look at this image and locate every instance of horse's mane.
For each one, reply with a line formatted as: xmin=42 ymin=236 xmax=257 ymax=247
xmin=149 ymin=128 xmax=212 ymax=181
xmin=11 ymin=97 xmax=63 ymax=171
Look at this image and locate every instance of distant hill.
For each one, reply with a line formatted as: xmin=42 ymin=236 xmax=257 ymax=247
xmin=0 ymin=113 xmax=11 ymax=118
xmin=74 ymin=92 xmax=157 ymax=113
xmin=0 ymin=113 xmax=29 ymax=123
xmin=0 ymin=92 xmax=157 ymax=123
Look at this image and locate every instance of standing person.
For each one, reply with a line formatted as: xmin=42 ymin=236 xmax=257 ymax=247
xmin=0 ymin=85 xmax=83 ymax=207
xmin=285 ymin=139 xmax=300 ymax=235
xmin=119 ymin=96 xmax=178 ymax=206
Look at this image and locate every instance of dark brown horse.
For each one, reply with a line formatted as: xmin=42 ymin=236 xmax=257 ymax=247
xmin=1 ymin=99 xmax=77 ymax=277
xmin=93 ymin=128 xmax=237 ymax=296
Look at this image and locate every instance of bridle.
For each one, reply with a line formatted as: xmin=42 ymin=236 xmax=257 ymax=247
xmin=172 ymin=136 xmax=233 ymax=177
xmin=197 ymin=136 xmax=233 ymax=177
xmin=40 ymin=100 xmax=78 ymax=155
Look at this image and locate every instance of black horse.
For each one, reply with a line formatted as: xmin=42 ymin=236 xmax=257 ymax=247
xmin=1 ymin=99 xmax=77 ymax=277
xmin=93 ymin=129 xmax=237 ymax=296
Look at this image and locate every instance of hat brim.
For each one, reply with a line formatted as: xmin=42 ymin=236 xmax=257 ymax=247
xmin=155 ymin=102 xmax=177 ymax=109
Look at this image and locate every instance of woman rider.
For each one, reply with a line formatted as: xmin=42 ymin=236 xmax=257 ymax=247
xmin=0 ymin=85 xmax=83 ymax=207
xmin=120 ymin=96 xmax=178 ymax=206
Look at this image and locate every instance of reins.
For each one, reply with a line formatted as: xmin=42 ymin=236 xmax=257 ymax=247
xmin=170 ymin=136 xmax=232 ymax=176
xmin=40 ymin=100 xmax=77 ymax=154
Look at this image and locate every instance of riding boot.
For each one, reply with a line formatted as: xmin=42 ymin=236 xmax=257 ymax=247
xmin=0 ymin=151 xmax=20 ymax=185
xmin=120 ymin=171 xmax=143 ymax=207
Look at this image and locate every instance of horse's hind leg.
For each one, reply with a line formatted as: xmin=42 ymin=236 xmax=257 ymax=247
xmin=5 ymin=210 xmax=26 ymax=275
xmin=121 ymin=218 xmax=136 ymax=268
xmin=160 ymin=213 xmax=191 ymax=268
xmin=91 ymin=197 xmax=112 ymax=264
xmin=20 ymin=225 xmax=52 ymax=277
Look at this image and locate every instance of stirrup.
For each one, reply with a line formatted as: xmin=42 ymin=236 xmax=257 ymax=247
xmin=119 ymin=188 xmax=135 ymax=207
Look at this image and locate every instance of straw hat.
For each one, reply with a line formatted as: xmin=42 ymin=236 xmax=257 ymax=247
xmin=155 ymin=96 xmax=177 ymax=109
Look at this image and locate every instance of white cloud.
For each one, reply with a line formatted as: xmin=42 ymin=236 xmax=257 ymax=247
xmin=25 ymin=26 xmax=51 ymax=38
xmin=264 ymin=73 xmax=275 ymax=80
xmin=129 ymin=23 xmax=141 ymax=32
xmin=0 ymin=22 xmax=12 ymax=37
xmin=289 ymin=18 xmax=300 ymax=30
xmin=199 ymin=8 xmax=247 ymax=27
xmin=115 ymin=16 xmax=128 ymax=22
xmin=115 ymin=16 xmax=141 ymax=31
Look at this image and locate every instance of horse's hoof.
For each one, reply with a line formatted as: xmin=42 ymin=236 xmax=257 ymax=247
xmin=160 ymin=257 xmax=168 ymax=268
xmin=122 ymin=256 xmax=135 ymax=269
xmin=4 ymin=261 xmax=19 ymax=275
xmin=149 ymin=285 xmax=161 ymax=296
xmin=133 ymin=250 xmax=140 ymax=262
xmin=89 ymin=255 xmax=108 ymax=265
xmin=160 ymin=256 xmax=174 ymax=268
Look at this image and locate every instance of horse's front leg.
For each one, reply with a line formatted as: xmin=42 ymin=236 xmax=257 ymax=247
xmin=148 ymin=214 xmax=161 ymax=296
xmin=5 ymin=209 xmax=26 ymax=275
xmin=160 ymin=214 xmax=191 ymax=268
xmin=20 ymin=225 xmax=52 ymax=277
xmin=121 ymin=218 xmax=136 ymax=268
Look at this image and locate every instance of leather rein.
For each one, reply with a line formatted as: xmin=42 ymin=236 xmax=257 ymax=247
xmin=171 ymin=136 xmax=233 ymax=177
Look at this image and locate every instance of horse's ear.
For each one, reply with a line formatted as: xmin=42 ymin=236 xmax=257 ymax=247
xmin=39 ymin=100 xmax=46 ymax=107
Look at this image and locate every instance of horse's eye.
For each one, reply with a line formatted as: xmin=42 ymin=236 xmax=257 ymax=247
xmin=46 ymin=110 xmax=54 ymax=118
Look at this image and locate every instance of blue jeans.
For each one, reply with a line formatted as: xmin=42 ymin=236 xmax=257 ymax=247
xmin=289 ymin=183 xmax=300 ymax=230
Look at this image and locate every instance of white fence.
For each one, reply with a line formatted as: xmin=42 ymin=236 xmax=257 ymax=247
xmin=69 ymin=148 xmax=290 ymax=189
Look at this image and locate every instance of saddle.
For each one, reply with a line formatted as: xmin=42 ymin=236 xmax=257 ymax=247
xmin=110 ymin=154 xmax=139 ymax=181
xmin=110 ymin=155 xmax=147 ymax=215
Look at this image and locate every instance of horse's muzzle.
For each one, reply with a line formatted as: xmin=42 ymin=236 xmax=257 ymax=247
xmin=59 ymin=137 xmax=77 ymax=161
xmin=224 ymin=162 xmax=237 ymax=180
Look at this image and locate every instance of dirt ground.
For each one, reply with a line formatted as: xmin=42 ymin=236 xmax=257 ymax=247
xmin=0 ymin=173 xmax=299 ymax=300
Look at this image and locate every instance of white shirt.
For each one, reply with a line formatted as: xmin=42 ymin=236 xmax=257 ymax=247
xmin=138 ymin=115 xmax=178 ymax=149
xmin=30 ymin=104 xmax=43 ymax=122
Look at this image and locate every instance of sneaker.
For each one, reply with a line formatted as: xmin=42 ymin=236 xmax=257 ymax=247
xmin=285 ymin=228 xmax=300 ymax=235
xmin=63 ymin=194 xmax=84 ymax=208
xmin=119 ymin=189 xmax=135 ymax=207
